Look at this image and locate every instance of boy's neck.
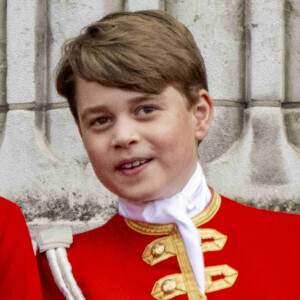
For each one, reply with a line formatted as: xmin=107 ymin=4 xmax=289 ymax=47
xmin=118 ymin=162 xmax=211 ymax=222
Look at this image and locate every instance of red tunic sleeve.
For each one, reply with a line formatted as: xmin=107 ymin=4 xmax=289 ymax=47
xmin=0 ymin=197 xmax=42 ymax=299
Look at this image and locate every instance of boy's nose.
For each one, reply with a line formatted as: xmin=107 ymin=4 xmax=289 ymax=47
xmin=111 ymin=119 xmax=140 ymax=149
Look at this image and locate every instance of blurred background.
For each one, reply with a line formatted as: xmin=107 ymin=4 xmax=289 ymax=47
xmin=0 ymin=0 xmax=299 ymax=236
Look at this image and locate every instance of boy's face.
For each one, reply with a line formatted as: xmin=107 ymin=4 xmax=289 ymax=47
xmin=76 ymin=78 xmax=212 ymax=203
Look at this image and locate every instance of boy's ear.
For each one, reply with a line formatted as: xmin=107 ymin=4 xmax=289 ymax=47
xmin=192 ymin=89 xmax=213 ymax=141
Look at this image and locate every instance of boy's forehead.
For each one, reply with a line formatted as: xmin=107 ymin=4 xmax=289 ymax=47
xmin=75 ymin=76 xmax=168 ymax=103
xmin=75 ymin=77 xmax=191 ymax=112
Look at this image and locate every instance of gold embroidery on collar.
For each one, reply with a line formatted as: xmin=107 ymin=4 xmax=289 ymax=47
xmin=143 ymin=229 xmax=227 ymax=266
xmin=192 ymin=191 xmax=221 ymax=227
xmin=205 ymin=264 xmax=238 ymax=293
xmin=125 ymin=219 xmax=175 ymax=236
xmin=125 ymin=190 xmax=221 ymax=235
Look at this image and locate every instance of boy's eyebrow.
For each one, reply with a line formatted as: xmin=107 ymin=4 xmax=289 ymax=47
xmin=130 ymin=93 xmax=159 ymax=103
xmin=80 ymin=93 xmax=162 ymax=121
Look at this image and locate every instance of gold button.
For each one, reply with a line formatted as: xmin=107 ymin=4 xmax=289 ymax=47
xmin=151 ymin=242 xmax=165 ymax=257
xmin=162 ymin=279 xmax=176 ymax=294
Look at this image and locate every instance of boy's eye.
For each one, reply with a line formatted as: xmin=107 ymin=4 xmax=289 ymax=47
xmin=137 ymin=106 xmax=157 ymax=115
xmin=92 ymin=116 xmax=111 ymax=126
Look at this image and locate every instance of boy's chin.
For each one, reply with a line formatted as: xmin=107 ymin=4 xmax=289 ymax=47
xmin=115 ymin=188 xmax=163 ymax=203
xmin=118 ymin=193 xmax=157 ymax=203
xmin=116 ymin=188 xmax=177 ymax=204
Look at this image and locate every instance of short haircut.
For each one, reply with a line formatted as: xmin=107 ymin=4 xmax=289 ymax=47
xmin=56 ymin=10 xmax=208 ymax=122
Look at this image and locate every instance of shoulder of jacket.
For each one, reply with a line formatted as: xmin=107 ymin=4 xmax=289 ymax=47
xmin=36 ymin=226 xmax=73 ymax=253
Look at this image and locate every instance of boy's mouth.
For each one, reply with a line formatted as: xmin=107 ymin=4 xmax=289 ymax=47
xmin=116 ymin=158 xmax=152 ymax=170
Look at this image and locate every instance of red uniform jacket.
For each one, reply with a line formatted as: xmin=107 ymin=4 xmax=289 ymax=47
xmin=37 ymin=190 xmax=300 ymax=299
xmin=0 ymin=197 xmax=42 ymax=299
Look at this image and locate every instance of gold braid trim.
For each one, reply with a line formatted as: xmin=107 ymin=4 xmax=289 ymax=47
xmin=192 ymin=191 xmax=221 ymax=227
xmin=125 ymin=219 xmax=174 ymax=236
xmin=124 ymin=190 xmax=228 ymax=299
xmin=205 ymin=265 xmax=238 ymax=293
xmin=142 ymin=229 xmax=227 ymax=266
xmin=151 ymin=273 xmax=186 ymax=300
xmin=151 ymin=273 xmax=207 ymax=300
xmin=171 ymin=226 xmax=206 ymax=300
xmin=125 ymin=189 xmax=221 ymax=235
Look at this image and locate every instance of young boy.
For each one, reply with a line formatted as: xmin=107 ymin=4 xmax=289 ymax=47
xmin=37 ymin=10 xmax=300 ymax=300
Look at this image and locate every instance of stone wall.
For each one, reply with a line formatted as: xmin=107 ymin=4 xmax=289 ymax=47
xmin=0 ymin=0 xmax=299 ymax=236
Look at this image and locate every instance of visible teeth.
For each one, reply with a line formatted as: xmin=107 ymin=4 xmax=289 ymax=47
xmin=121 ymin=159 xmax=147 ymax=169
xmin=133 ymin=161 xmax=140 ymax=167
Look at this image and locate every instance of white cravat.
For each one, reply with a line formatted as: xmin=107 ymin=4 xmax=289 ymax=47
xmin=118 ymin=162 xmax=211 ymax=293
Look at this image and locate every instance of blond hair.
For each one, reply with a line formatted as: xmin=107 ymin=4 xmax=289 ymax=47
xmin=56 ymin=10 xmax=208 ymax=122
